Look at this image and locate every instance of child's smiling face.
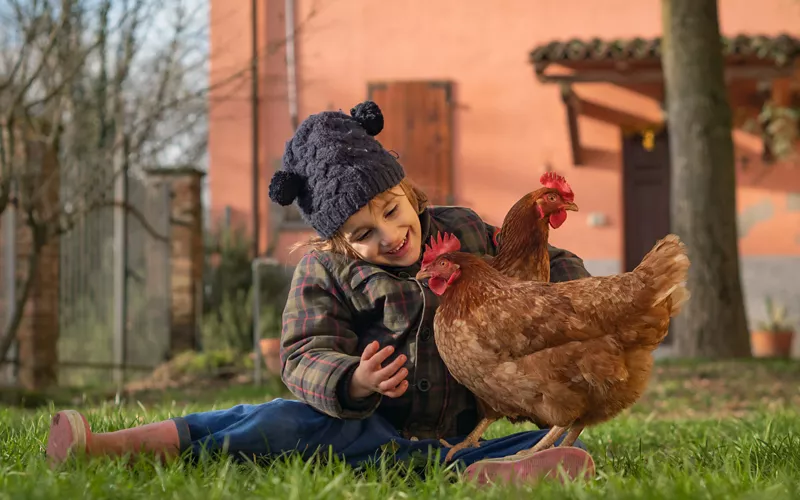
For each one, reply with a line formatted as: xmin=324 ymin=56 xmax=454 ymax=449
xmin=340 ymin=185 xmax=422 ymax=267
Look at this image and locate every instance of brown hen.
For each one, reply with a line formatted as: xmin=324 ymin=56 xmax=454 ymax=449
xmin=489 ymin=172 xmax=578 ymax=282
xmin=438 ymin=172 xmax=579 ymax=459
xmin=417 ymin=231 xmax=690 ymax=461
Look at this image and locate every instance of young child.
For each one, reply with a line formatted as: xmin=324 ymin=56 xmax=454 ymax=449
xmin=46 ymin=101 xmax=596 ymax=484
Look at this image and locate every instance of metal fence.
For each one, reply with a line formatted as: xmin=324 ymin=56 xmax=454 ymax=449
xmin=0 ymin=168 xmax=172 ymax=388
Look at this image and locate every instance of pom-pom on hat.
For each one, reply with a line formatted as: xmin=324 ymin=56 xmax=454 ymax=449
xmin=267 ymin=100 xmax=406 ymax=239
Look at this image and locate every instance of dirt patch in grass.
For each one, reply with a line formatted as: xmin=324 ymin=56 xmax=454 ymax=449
xmin=0 ymin=350 xmax=287 ymax=408
xmin=125 ymin=356 xmax=800 ymax=419
xmin=117 ymin=349 xmax=291 ymax=405
xmin=631 ymin=359 xmax=800 ymax=420
xmin=2 ymin=355 xmax=798 ymax=418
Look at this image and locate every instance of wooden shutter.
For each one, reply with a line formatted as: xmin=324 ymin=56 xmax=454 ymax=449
xmin=367 ymin=81 xmax=454 ymax=205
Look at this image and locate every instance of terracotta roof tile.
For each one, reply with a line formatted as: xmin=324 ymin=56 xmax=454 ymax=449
xmin=530 ymin=34 xmax=800 ymax=72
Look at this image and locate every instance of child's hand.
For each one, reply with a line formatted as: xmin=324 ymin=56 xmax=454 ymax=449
xmin=349 ymin=341 xmax=409 ymax=399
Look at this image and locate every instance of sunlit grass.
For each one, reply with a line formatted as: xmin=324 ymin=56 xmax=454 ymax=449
xmin=1 ymin=360 xmax=799 ymax=499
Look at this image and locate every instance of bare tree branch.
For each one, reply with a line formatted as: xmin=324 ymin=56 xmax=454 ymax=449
xmin=0 ymin=6 xmax=35 ymax=92
xmin=0 ymin=0 xmax=323 ymax=367
xmin=45 ymin=199 xmax=169 ymax=243
xmin=0 ymin=206 xmax=44 ymax=362
xmin=6 ymin=3 xmax=69 ymax=114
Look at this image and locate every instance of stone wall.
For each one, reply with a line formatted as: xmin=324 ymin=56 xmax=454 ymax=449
xmin=5 ymin=136 xmax=61 ymax=390
xmin=146 ymin=167 xmax=205 ymax=356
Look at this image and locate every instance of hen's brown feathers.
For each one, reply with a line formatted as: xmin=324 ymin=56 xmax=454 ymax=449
xmin=438 ymin=249 xmax=685 ymax=354
xmin=634 ymin=233 xmax=691 ymax=314
xmin=431 ymin=234 xmax=690 ymax=430
xmin=490 ymin=192 xmax=552 ymax=282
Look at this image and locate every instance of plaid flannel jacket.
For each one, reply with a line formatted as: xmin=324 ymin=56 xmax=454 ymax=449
xmin=279 ymin=205 xmax=591 ymax=440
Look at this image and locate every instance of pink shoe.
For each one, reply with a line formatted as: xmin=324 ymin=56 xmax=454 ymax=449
xmin=463 ymin=446 xmax=596 ymax=485
xmin=46 ymin=410 xmax=91 ymax=466
xmin=46 ymin=409 xmax=181 ymax=467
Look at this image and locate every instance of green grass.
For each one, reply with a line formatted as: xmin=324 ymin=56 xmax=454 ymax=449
xmin=1 ymin=360 xmax=800 ymax=499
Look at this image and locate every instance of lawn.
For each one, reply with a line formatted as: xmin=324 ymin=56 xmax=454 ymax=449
xmin=1 ymin=359 xmax=799 ymax=499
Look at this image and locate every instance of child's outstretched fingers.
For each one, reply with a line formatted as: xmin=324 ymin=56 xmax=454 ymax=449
xmin=375 ymin=353 xmax=407 ymax=381
xmin=368 ymin=344 xmax=407 ymax=397
xmin=350 ymin=342 xmax=408 ymax=399
xmin=362 ymin=342 xmax=395 ymax=367
xmin=382 ymin=379 xmax=409 ymax=398
xmin=361 ymin=340 xmax=381 ymax=361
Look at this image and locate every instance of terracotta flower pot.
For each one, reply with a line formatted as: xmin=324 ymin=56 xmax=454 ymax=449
xmin=750 ymin=330 xmax=795 ymax=358
xmin=258 ymin=338 xmax=283 ymax=375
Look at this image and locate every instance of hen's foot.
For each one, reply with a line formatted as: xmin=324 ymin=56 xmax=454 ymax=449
xmin=464 ymin=446 xmax=595 ymax=486
xmin=441 ymin=417 xmax=496 ymax=462
xmin=443 ymin=438 xmax=481 ymax=462
xmin=512 ymin=425 xmax=568 ymax=459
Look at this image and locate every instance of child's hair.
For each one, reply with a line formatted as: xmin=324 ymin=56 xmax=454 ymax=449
xmin=290 ymin=178 xmax=429 ymax=260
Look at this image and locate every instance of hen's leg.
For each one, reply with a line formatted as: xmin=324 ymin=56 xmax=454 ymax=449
xmin=441 ymin=418 xmax=496 ymax=462
xmin=510 ymin=425 xmax=568 ymax=459
xmin=558 ymin=425 xmax=585 ymax=447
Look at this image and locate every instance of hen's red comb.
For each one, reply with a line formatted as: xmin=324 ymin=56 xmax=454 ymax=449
xmin=540 ymin=172 xmax=574 ymax=202
xmin=421 ymin=231 xmax=461 ymax=266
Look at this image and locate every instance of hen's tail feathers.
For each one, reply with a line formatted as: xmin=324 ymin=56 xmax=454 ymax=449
xmin=634 ymin=234 xmax=691 ymax=317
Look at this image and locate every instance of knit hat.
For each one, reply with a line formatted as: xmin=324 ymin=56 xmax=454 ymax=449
xmin=268 ymin=101 xmax=406 ymax=239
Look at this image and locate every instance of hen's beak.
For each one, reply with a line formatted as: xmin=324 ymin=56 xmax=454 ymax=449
xmin=415 ymin=269 xmax=431 ymax=281
xmin=563 ymin=202 xmax=579 ymax=212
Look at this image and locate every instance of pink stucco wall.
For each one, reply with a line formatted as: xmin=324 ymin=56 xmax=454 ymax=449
xmin=209 ymin=0 xmax=800 ymax=264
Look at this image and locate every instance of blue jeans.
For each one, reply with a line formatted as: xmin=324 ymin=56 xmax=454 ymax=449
xmin=172 ymin=398 xmax=586 ymax=469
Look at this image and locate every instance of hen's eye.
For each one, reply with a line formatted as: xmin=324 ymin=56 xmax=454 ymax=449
xmin=439 ymin=261 xmax=446 ymax=266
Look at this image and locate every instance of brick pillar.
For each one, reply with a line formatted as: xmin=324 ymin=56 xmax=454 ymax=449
xmin=14 ymin=137 xmax=60 ymax=390
xmin=145 ymin=167 xmax=205 ymax=356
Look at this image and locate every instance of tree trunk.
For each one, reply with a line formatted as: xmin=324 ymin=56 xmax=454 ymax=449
xmin=661 ymin=0 xmax=751 ymax=357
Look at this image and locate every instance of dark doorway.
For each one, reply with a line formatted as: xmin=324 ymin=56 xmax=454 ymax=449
xmin=622 ymin=127 xmax=672 ymax=271
xmin=622 ymin=127 xmax=673 ymax=346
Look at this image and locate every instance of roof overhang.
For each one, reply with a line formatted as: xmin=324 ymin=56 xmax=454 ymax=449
xmin=528 ymin=34 xmax=800 ymax=165
xmin=529 ymin=34 xmax=800 ymax=84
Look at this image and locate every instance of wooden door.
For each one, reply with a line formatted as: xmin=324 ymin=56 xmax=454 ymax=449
xmin=622 ymin=128 xmax=672 ymax=273
xmin=622 ymin=127 xmax=673 ymax=346
xmin=367 ymin=81 xmax=454 ymax=205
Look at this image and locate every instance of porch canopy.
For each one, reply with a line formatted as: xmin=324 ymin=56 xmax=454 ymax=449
xmin=527 ymin=34 xmax=800 ymax=164
xmin=529 ymin=34 xmax=800 ymax=84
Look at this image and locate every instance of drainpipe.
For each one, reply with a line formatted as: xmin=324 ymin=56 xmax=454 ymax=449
xmin=251 ymin=0 xmax=260 ymax=258
xmin=253 ymin=0 xmax=298 ymax=386
xmin=285 ymin=0 xmax=298 ymax=130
